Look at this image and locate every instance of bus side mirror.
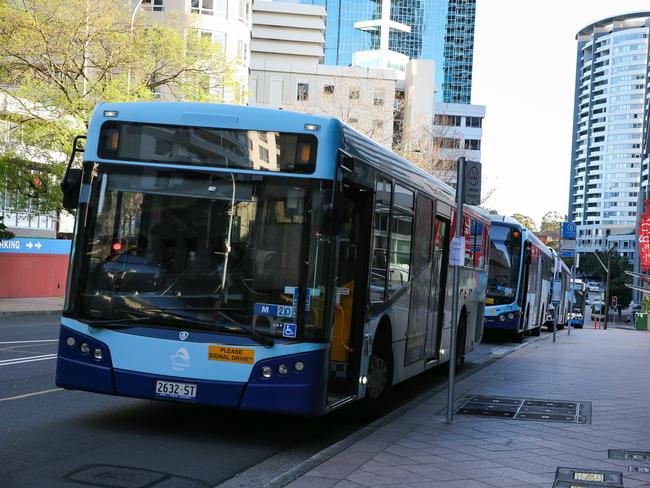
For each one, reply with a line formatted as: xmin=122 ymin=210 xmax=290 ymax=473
xmin=61 ymin=168 xmax=82 ymax=211
xmin=319 ymin=189 xmax=343 ymax=236
xmin=61 ymin=134 xmax=86 ymax=211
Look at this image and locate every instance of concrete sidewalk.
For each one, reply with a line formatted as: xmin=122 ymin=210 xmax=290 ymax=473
xmin=285 ymin=328 xmax=650 ymax=487
xmin=0 ymin=297 xmax=64 ymax=316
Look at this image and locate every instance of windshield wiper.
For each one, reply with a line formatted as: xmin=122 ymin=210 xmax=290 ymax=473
xmin=82 ymin=315 xmax=158 ymax=327
xmin=129 ymin=308 xmax=274 ymax=347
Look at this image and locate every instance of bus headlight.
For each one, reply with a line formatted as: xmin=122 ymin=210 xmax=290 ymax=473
xmin=507 ymin=313 xmax=515 ymax=320
xmin=294 ymin=361 xmax=304 ymax=372
xmin=66 ymin=336 xmax=76 ymax=348
xmin=277 ymin=364 xmax=288 ymax=375
xmin=93 ymin=348 xmax=103 ymax=361
xmin=261 ymin=366 xmax=272 ymax=378
xmin=80 ymin=343 xmax=90 ymax=354
xmin=499 ymin=315 xmax=506 ymax=322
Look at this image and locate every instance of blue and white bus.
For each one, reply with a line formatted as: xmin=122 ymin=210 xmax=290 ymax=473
xmin=568 ymin=279 xmax=586 ymax=328
xmin=483 ymin=215 xmax=554 ymax=342
xmin=56 ymin=102 xmax=490 ymax=416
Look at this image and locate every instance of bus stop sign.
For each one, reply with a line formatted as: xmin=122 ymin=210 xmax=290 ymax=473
xmin=562 ymin=222 xmax=577 ymax=240
xmin=463 ymin=160 xmax=482 ymax=206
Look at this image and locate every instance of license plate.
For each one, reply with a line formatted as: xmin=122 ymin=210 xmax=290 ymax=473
xmin=155 ymin=380 xmax=197 ymax=400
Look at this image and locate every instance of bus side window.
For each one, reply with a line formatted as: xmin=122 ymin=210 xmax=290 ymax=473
xmin=387 ymin=184 xmax=414 ymax=296
xmin=370 ymin=178 xmax=392 ymax=302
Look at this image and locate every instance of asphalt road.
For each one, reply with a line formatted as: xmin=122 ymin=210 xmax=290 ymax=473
xmin=0 ymin=314 xmax=535 ymax=488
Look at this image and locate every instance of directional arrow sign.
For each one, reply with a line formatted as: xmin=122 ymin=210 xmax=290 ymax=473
xmin=26 ymin=242 xmax=33 ymax=249
xmin=34 ymin=242 xmax=42 ymax=250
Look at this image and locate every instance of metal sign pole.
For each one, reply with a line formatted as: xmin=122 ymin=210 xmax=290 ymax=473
xmin=568 ymin=259 xmax=576 ymax=336
xmin=447 ymin=157 xmax=465 ymax=423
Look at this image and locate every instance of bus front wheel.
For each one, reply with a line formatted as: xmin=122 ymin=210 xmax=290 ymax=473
xmin=366 ymin=327 xmax=393 ymax=401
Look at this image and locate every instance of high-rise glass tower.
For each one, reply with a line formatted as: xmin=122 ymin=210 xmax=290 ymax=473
xmin=568 ymin=12 xmax=650 ymax=260
xmin=442 ymin=0 xmax=475 ymax=103
xmin=295 ymin=0 xmax=474 ymax=103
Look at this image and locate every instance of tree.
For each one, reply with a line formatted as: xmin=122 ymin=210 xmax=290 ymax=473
xmin=540 ymin=211 xmax=564 ymax=233
xmin=393 ymin=113 xmax=473 ymax=186
xmin=0 ymin=0 xmax=241 ymax=215
xmin=0 ymin=215 xmax=14 ymax=239
xmin=579 ymin=250 xmax=632 ymax=308
xmin=511 ymin=213 xmax=537 ymax=232
xmin=296 ymin=77 xmax=397 ymax=146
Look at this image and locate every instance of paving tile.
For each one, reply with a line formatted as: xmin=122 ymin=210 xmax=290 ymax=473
xmin=288 ymin=330 xmax=650 ymax=488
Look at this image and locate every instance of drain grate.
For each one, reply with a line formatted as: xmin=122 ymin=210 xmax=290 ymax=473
xmin=608 ymin=449 xmax=650 ymax=462
xmin=553 ymin=467 xmax=623 ymax=487
xmin=455 ymin=395 xmax=592 ymax=424
xmin=63 ymin=465 xmax=209 ymax=488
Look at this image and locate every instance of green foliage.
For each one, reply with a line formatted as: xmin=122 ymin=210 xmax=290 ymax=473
xmin=580 ymin=250 xmax=632 ymax=309
xmin=540 ymin=211 xmax=564 ymax=233
xmin=0 ymin=0 xmax=241 ymax=214
xmin=511 ymin=213 xmax=537 ymax=232
xmin=0 ymin=215 xmax=14 ymax=238
xmin=642 ymin=297 xmax=650 ymax=313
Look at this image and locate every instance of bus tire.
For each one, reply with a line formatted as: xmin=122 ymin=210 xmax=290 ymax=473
xmin=365 ymin=322 xmax=393 ymax=403
xmin=531 ymin=325 xmax=541 ymax=337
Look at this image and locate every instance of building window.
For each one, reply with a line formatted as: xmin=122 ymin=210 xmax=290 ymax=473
xmin=237 ymin=40 xmax=247 ymax=61
xmin=191 ymin=0 xmax=213 ymax=15
xmin=349 ymin=118 xmax=359 ymax=125
xmin=323 ymin=84 xmax=334 ymax=95
xmin=191 ymin=0 xmax=225 ymax=16
xmin=186 ymin=29 xmax=217 ymax=52
xmin=464 ymin=139 xmax=481 ymax=150
xmin=142 ymin=0 xmax=164 ymax=12
xmin=465 ymin=116 xmax=482 ymax=128
xmin=349 ymin=87 xmax=360 ymax=100
xmin=259 ymin=146 xmax=269 ymax=163
xmin=373 ymin=120 xmax=384 ymax=131
xmin=297 ymin=83 xmax=309 ymax=101
xmin=373 ymin=90 xmax=384 ymax=106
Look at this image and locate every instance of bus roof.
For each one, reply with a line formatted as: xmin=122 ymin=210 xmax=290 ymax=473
xmin=86 ymin=102 xmax=460 ymax=206
xmin=486 ymin=213 xmax=554 ymax=259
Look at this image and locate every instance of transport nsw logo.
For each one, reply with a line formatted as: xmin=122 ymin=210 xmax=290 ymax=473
xmin=208 ymin=345 xmax=255 ymax=364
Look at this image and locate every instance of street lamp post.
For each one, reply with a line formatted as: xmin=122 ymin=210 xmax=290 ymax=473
xmin=127 ymin=0 xmax=145 ymax=93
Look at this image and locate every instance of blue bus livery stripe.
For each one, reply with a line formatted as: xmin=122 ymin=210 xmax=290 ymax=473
xmin=0 ymin=238 xmax=71 ymax=255
xmin=60 ymin=317 xmax=325 ymax=383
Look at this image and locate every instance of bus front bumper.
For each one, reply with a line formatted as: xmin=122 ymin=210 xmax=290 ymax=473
xmin=484 ymin=315 xmax=520 ymax=331
xmin=55 ymin=326 xmax=328 ymax=416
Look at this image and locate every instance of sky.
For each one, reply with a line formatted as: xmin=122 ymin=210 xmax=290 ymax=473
xmin=472 ymin=0 xmax=650 ymax=227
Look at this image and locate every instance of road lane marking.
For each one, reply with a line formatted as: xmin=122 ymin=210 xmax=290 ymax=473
xmin=0 ymin=353 xmax=57 ymax=363
xmin=0 ymin=340 xmax=58 ymax=344
xmin=0 ymin=354 xmax=57 ymax=366
xmin=0 ymin=388 xmax=63 ymax=402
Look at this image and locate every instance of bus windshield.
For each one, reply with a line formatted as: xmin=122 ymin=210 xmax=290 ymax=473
xmin=68 ymin=164 xmax=333 ymax=342
xmin=487 ymin=225 xmax=522 ymax=305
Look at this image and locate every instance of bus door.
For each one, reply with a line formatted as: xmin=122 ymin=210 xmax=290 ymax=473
xmin=518 ymin=242 xmax=532 ymax=330
xmin=328 ymin=181 xmax=373 ymax=396
xmin=425 ymin=214 xmax=451 ymax=360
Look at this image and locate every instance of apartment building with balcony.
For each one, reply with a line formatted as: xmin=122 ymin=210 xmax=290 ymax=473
xmin=568 ymin=12 xmax=650 ymax=261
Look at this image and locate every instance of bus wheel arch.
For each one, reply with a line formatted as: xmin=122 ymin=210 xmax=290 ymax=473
xmin=366 ymin=316 xmax=393 ymax=400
